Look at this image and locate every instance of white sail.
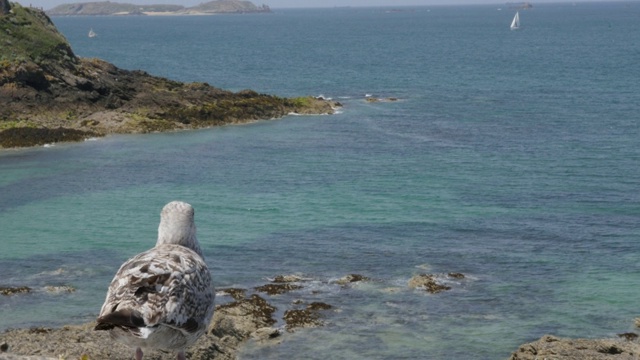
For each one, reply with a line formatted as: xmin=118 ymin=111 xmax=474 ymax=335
xmin=88 ymin=28 xmax=97 ymax=38
xmin=510 ymin=11 xmax=520 ymax=30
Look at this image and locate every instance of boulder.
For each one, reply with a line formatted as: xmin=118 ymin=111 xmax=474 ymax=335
xmin=334 ymin=274 xmax=370 ymax=286
xmin=283 ymin=302 xmax=332 ymax=332
xmin=0 ymin=286 xmax=31 ymax=296
xmin=408 ymin=274 xmax=451 ymax=294
xmin=509 ymin=334 xmax=640 ymax=360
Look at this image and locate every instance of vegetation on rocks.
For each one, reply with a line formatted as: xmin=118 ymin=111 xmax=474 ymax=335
xmin=0 ymin=1 xmax=337 ymax=148
xmin=0 ymin=275 xmax=336 ymax=359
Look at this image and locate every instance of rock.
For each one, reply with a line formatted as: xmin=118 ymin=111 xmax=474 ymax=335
xmin=617 ymin=333 xmax=638 ymax=341
xmin=334 ymin=274 xmax=369 ymax=285
xmin=508 ymin=334 xmax=640 ymax=360
xmin=364 ymin=97 xmax=399 ymax=103
xmin=44 ymin=285 xmax=75 ymax=294
xmin=408 ymin=274 xmax=451 ymax=294
xmin=254 ymin=283 xmax=302 ymax=296
xmin=448 ymin=272 xmax=465 ymax=279
xmin=306 ymin=302 xmax=332 ymax=311
xmin=0 ymin=127 xmax=98 ymax=148
xmin=251 ymin=327 xmax=282 ymax=342
xmin=0 ymin=286 xmax=31 ymax=296
xmin=209 ymin=294 xmax=277 ymax=349
xmin=217 ymin=288 xmax=246 ymax=301
xmin=272 ymin=274 xmax=305 ymax=283
xmin=283 ymin=302 xmax=332 ymax=332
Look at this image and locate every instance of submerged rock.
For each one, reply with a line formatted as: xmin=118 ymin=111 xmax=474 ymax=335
xmin=217 ymin=287 xmax=247 ymax=301
xmin=334 ymin=274 xmax=370 ymax=286
xmin=44 ymin=285 xmax=75 ymax=294
xmin=617 ymin=332 xmax=638 ymax=341
xmin=0 ymin=286 xmax=31 ymax=296
xmin=283 ymin=302 xmax=332 ymax=332
xmin=272 ymin=274 xmax=305 ymax=283
xmin=254 ymin=283 xmax=302 ymax=296
xmin=448 ymin=272 xmax=465 ymax=279
xmin=408 ymin=274 xmax=451 ymax=294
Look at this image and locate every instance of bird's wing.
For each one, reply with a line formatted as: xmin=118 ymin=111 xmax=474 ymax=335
xmin=96 ymin=244 xmax=214 ymax=336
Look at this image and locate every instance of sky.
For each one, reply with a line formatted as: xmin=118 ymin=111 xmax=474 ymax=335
xmin=18 ymin=0 xmax=624 ymax=11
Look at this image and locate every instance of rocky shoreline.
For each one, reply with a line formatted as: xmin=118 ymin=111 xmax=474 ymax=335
xmin=0 ymin=2 xmax=339 ymax=149
xmin=0 ymin=272 xmax=458 ymax=359
xmin=0 ymin=274 xmax=343 ymax=360
xmin=2 ymin=273 xmax=638 ymax=359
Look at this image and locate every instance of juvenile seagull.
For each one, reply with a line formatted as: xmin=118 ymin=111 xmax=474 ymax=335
xmin=95 ymin=201 xmax=215 ymax=360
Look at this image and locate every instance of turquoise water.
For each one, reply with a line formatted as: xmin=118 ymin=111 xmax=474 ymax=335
xmin=1 ymin=3 xmax=640 ymax=358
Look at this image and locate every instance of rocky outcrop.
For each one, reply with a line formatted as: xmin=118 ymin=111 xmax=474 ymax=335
xmin=0 ymin=291 xmax=332 ymax=359
xmin=0 ymin=275 xmax=337 ymax=359
xmin=334 ymin=273 xmax=370 ymax=286
xmin=509 ymin=334 xmax=640 ymax=360
xmin=408 ymin=273 xmax=466 ymax=294
xmin=0 ymin=2 xmax=337 ymax=148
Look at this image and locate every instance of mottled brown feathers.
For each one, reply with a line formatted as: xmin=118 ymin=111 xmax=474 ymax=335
xmin=95 ymin=201 xmax=215 ymax=357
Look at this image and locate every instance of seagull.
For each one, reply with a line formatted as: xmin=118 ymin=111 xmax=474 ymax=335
xmin=95 ymin=201 xmax=215 ymax=360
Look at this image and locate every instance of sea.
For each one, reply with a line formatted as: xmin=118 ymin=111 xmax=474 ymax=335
xmin=1 ymin=2 xmax=639 ymax=359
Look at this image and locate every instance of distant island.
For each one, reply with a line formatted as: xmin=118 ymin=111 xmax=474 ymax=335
xmin=506 ymin=2 xmax=533 ymax=10
xmin=46 ymin=0 xmax=271 ymax=16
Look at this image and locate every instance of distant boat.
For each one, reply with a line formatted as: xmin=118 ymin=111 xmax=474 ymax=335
xmin=88 ymin=28 xmax=97 ymax=38
xmin=510 ymin=11 xmax=520 ymax=30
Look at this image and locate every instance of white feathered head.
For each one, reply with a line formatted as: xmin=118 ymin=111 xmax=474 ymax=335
xmin=157 ymin=201 xmax=203 ymax=258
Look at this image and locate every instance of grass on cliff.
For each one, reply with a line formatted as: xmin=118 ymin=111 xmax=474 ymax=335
xmin=0 ymin=2 xmax=74 ymax=66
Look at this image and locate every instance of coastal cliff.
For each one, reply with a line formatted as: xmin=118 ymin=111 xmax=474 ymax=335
xmin=0 ymin=1 xmax=333 ymax=148
xmin=46 ymin=1 xmax=271 ymax=16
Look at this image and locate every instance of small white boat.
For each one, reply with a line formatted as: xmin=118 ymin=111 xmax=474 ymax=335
xmin=510 ymin=11 xmax=520 ymax=30
xmin=88 ymin=28 xmax=97 ymax=38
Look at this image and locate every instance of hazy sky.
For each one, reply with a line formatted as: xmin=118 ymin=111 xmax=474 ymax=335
xmin=18 ymin=0 xmax=621 ymax=11
xmin=16 ymin=0 xmax=615 ymax=10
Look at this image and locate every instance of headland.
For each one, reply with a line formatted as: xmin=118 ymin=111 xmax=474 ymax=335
xmin=0 ymin=1 xmax=336 ymax=148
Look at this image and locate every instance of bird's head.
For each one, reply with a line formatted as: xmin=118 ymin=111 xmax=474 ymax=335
xmin=157 ymin=201 xmax=203 ymax=257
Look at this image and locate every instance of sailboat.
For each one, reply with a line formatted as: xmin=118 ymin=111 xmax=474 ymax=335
xmin=510 ymin=11 xmax=520 ymax=30
xmin=88 ymin=28 xmax=97 ymax=38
